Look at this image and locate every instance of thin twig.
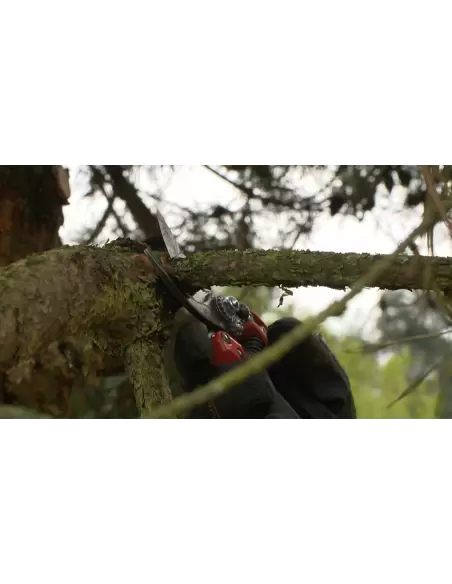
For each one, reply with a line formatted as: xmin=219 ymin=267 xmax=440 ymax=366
xmin=204 ymin=165 xmax=318 ymax=213
xmin=387 ymin=352 xmax=450 ymax=409
xmin=420 ymin=165 xmax=452 ymax=236
xmin=85 ymin=198 xmax=115 ymax=244
xmin=349 ymin=328 xmax=452 ymax=354
xmin=88 ymin=166 xmax=129 ymax=237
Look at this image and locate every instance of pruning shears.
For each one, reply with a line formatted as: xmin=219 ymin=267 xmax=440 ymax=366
xmin=144 ymin=211 xmax=268 ymax=365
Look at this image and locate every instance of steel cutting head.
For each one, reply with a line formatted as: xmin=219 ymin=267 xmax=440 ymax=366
xmin=156 ymin=210 xmax=185 ymax=259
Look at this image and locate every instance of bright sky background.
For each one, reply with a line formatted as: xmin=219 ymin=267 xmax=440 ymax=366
xmin=61 ymin=166 xmax=452 ymax=338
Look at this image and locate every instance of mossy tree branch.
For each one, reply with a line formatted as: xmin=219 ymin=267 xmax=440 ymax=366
xmin=172 ymin=248 xmax=452 ymax=294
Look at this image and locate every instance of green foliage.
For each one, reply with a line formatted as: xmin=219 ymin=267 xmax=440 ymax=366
xmin=322 ymin=332 xmax=437 ymax=418
xmin=376 ymin=290 xmax=451 ymax=418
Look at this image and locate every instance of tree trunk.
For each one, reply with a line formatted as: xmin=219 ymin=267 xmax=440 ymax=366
xmin=0 ymin=243 xmax=174 ymax=417
xmin=0 ymin=166 xmax=69 ymax=266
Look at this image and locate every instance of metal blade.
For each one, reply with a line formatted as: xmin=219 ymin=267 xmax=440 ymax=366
xmin=157 ymin=210 xmax=185 ymax=259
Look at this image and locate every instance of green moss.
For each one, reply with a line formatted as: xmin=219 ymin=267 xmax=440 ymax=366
xmin=0 ymin=242 xmax=176 ymax=417
xmin=172 ymin=249 xmax=452 ymax=293
xmin=125 ymin=338 xmax=172 ymax=415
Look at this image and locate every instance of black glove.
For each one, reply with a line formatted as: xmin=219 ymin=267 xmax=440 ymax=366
xmin=173 ymin=317 xmax=298 ymax=419
xmin=266 ymin=317 xmax=356 ymax=418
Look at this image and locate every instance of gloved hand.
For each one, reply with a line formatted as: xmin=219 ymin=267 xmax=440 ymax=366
xmin=266 ymin=317 xmax=356 ymax=418
xmin=172 ymin=313 xmax=284 ymax=418
xmin=170 ymin=310 xmax=355 ymax=419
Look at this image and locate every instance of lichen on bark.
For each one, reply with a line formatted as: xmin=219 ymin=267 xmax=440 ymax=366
xmin=172 ymin=248 xmax=452 ymax=294
xmin=125 ymin=339 xmax=172 ymax=415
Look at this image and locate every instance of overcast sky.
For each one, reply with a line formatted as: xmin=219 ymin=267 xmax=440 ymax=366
xmin=61 ymin=166 xmax=452 ymax=338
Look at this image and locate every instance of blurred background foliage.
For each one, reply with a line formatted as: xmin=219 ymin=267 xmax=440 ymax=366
xmin=223 ymin=285 xmax=439 ymax=419
xmin=73 ymin=165 xmax=430 ymax=251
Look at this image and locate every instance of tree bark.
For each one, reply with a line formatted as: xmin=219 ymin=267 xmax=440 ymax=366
xmin=0 ymin=166 xmax=69 ymax=266
xmin=172 ymin=249 xmax=452 ymax=294
xmin=0 ymin=243 xmax=174 ymax=416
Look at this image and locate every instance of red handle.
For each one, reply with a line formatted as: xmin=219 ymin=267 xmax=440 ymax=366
xmin=241 ymin=312 xmax=268 ymax=346
xmin=211 ymin=331 xmax=246 ymax=366
xmin=210 ymin=312 xmax=268 ymax=366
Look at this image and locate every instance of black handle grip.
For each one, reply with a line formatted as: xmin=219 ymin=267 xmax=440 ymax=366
xmin=242 ymin=337 xmax=266 ymax=355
